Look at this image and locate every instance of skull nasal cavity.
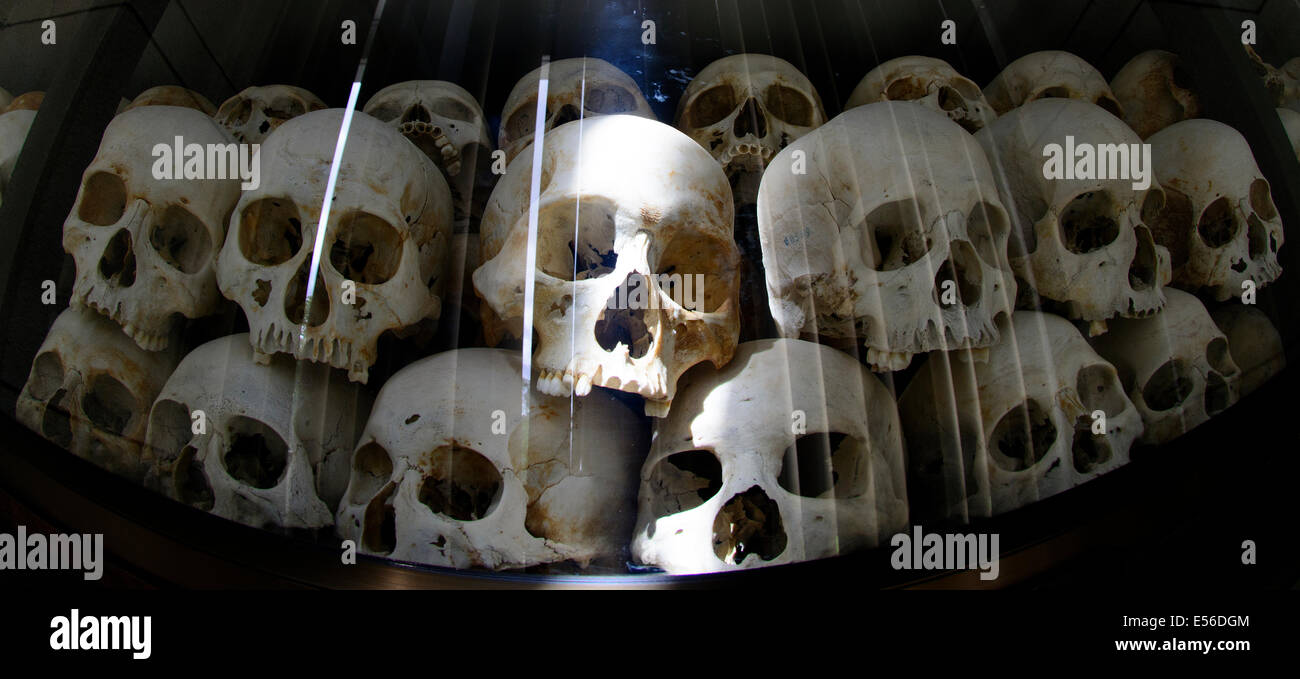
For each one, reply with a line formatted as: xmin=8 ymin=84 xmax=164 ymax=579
xmin=402 ymin=105 xmax=431 ymax=124
xmin=713 ymin=486 xmax=786 ymax=565
xmin=1071 ymin=417 xmax=1112 ymax=474
xmin=1129 ymin=226 xmax=1158 ymax=291
xmin=595 ymin=274 xmax=654 ymax=359
xmin=733 ymin=98 xmax=767 ymax=138
xmin=284 ymin=260 xmax=330 ymax=327
xmin=551 ymin=104 xmax=581 ymax=128
xmin=418 ymin=445 xmax=502 ymax=521
xmin=1060 ymin=191 xmax=1119 ymax=253
xmin=933 ymin=241 xmax=983 ymax=309
xmin=99 ymin=229 xmax=137 ymax=288
xmin=222 ymin=416 xmax=288 ymax=489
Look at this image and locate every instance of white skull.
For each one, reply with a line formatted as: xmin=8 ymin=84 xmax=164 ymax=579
xmin=757 ymin=102 xmax=1017 ymax=372
xmin=144 ymin=334 xmax=371 ymax=530
xmin=499 ymin=57 xmax=654 ymax=163
xmin=1280 ymin=108 xmax=1300 ymax=161
xmin=363 ymin=80 xmax=494 ymax=226
xmin=0 ymin=108 xmax=36 ymax=209
xmin=63 ymin=106 xmax=242 ymax=351
xmin=1210 ymin=305 xmax=1284 ymax=398
xmin=215 ymin=84 xmax=326 ymax=144
xmin=984 ymin=50 xmax=1123 ymax=117
xmin=473 ymin=115 xmax=740 ymax=417
xmin=975 ymin=98 xmax=1171 ymax=333
xmin=676 ymin=53 xmax=827 ymax=202
xmin=1146 ymin=119 xmax=1283 ymax=301
xmin=17 ymin=307 xmax=180 ymax=482
xmin=899 ymin=311 xmax=1141 ymax=522
xmin=845 ymin=55 xmax=995 ymax=133
xmin=1110 ymin=50 xmax=1200 ymax=139
xmin=216 ymin=109 xmax=452 ymax=383
xmin=1091 ymin=289 xmax=1240 ymax=445
xmin=631 ymin=339 xmax=908 ymax=574
xmin=336 ymin=348 xmax=646 ymax=570
xmin=124 ymin=86 xmax=215 ymax=115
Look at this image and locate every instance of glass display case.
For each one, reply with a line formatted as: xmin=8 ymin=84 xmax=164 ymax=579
xmin=1 ymin=0 xmax=1297 ymax=588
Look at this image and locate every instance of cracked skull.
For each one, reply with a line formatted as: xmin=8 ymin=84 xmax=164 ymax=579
xmin=975 ymin=98 xmax=1171 ymax=334
xmin=631 ymin=338 xmax=908 ymax=574
xmin=499 ymin=57 xmax=654 ymax=163
xmin=984 ymin=50 xmax=1123 ymax=117
xmin=215 ymin=84 xmax=326 ymax=144
xmin=1090 ymin=288 xmax=1240 ymax=445
xmin=216 ymin=109 xmax=452 ymax=383
xmin=900 ymin=311 xmax=1141 ymax=522
xmin=758 ymin=101 xmax=1017 ymax=372
xmin=17 ymin=306 xmax=180 ymax=482
xmin=1109 ymin=50 xmax=1200 ymax=140
xmin=144 ymin=334 xmax=371 ymax=530
xmin=363 ymin=80 xmax=494 ymax=226
xmin=63 ymin=105 xmax=241 ymax=351
xmin=336 ymin=348 xmax=646 ymax=570
xmin=473 ymin=115 xmax=740 ymax=417
xmin=1146 ymin=119 xmax=1283 ymax=301
xmin=846 ymin=55 xmax=995 ymax=133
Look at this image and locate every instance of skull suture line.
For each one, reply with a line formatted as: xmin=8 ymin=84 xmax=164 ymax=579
xmin=144 ymin=334 xmax=371 ymax=530
xmin=983 ymin=50 xmax=1123 ymax=117
xmin=17 ymin=306 xmax=180 ymax=482
xmin=631 ymin=339 xmax=908 ymax=574
xmin=63 ymin=106 xmax=242 ymax=351
xmin=216 ymin=109 xmax=453 ymax=384
xmin=757 ymin=102 xmax=1017 ymax=372
xmin=846 ymin=55 xmax=995 ymax=133
xmin=499 ymin=57 xmax=654 ymax=164
xmin=473 ymin=115 xmax=740 ymax=417
xmin=215 ymin=84 xmax=326 ymax=144
xmin=336 ymin=348 xmax=646 ymax=570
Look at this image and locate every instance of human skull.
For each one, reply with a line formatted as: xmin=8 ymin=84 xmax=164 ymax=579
xmin=2 ymin=91 xmax=43 ymax=113
xmin=363 ymin=80 xmax=494 ymax=226
xmin=1090 ymin=289 xmax=1240 ymax=445
xmin=63 ymin=106 xmax=241 ymax=351
xmin=124 ymin=85 xmax=215 ymax=115
xmin=1280 ymin=108 xmax=1300 ymax=161
xmin=216 ymin=109 xmax=452 ymax=383
xmin=975 ymin=98 xmax=1171 ymax=334
xmin=1210 ymin=305 xmax=1284 ymax=398
xmin=215 ymin=84 xmax=326 ymax=144
xmin=499 ymin=57 xmax=654 ymax=163
xmin=1146 ymin=119 xmax=1283 ymax=301
xmin=473 ymin=115 xmax=739 ymax=417
xmin=631 ymin=338 xmax=908 ymax=574
xmin=899 ymin=311 xmax=1140 ymax=522
xmin=984 ymin=50 xmax=1123 ymax=117
xmin=676 ymin=53 xmax=827 ymax=202
xmin=0 ymin=108 xmax=36 ymax=209
xmin=845 ymin=55 xmax=995 ymax=133
xmin=1110 ymin=50 xmax=1200 ymax=139
xmin=144 ymin=334 xmax=371 ymax=530
xmin=757 ymin=102 xmax=1016 ymax=372
xmin=17 ymin=307 xmax=180 ymax=482
xmin=336 ymin=348 xmax=646 ymax=570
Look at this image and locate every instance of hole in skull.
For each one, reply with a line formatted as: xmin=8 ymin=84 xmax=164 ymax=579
xmin=78 ymin=172 xmax=127 ymax=226
xmin=777 ymin=431 xmax=869 ymax=499
xmin=238 ymin=198 xmax=303 ymax=265
xmin=1129 ymin=225 xmax=1158 ymax=291
xmin=687 ymin=85 xmax=737 ymax=128
xmin=1037 ymin=86 xmax=1073 ymax=100
xmin=347 ymin=441 xmax=394 ymax=506
xmin=595 ymin=276 xmax=653 ymax=358
xmin=1143 ymin=359 xmax=1194 ymax=411
xmin=221 ymin=98 xmax=253 ymax=127
xmin=283 ymin=260 xmax=330 ymax=327
xmin=151 ymin=205 xmax=212 ymax=273
xmin=937 ymin=85 xmax=966 ymax=111
xmin=430 ymin=98 xmax=473 ymax=121
xmin=98 ymin=229 xmax=137 ymax=288
xmin=859 ymin=200 xmax=929 ymax=271
xmin=28 ymin=352 xmax=63 ymax=402
xmin=41 ymin=389 xmax=73 ymax=448
xmin=537 ymin=198 xmax=617 ymax=280
xmin=648 ymin=449 xmax=723 ymax=519
xmin=1196 ymin=197 xmax=1237 ymax=248
xmin=733 ymin=97 xmax=767 ymax=139
xmin=252 ymin=279 xmax=271 ymax=306
xmin=329 ymin=212 xmax=402 ymax=284
xmin=933 ymin=241 xmax=984 ymax=309
xmin=175 ymin=445 xmax=214 ymax=511
xmin=418 ymin=445 xmax=502 ymax=521
xmin=549 ymin=103 xmax=581 ymax=128
xmin=885 ymin=77 xmax=927 ymax=101
xmin=1250 ymin=178 xmax=1277 ymax=221
xmin=1076 ymin=364 xmax=1127 ymax=417
xmin=1095 ymin=96 xmax=1123 ymax=118
xmin=585 ymin=86 xmax=636 ymax=114
xmin=1204 ymin=371 xmax=1232 ymax=416
xmin=763 ymin=84 xmax=814 ymax=126
xmin=82 ymin=374 xmax=134 ymax=436
xmin=264 ymin=98 xmax=307 ymax=124
xmin=1247 ymin=214 xmax=1267 ymax=260
xmin=655 ymin=231 xmax=736 ymax=312
xmin=989 ymin=399 xmax=1058 ymax=472
xmin=1205 ymin=337 xmax=1236 ymax=376
xmin=504 ymin=97 xmax=537 ymax=143
xmin=712 ymin=486 xmax=787 ymax=565
xmin=1071 ymin=418 xmax=1112 ymax=474
xmin=221 ymin=416 xmax=289 ymax=489
xmin=361 ymin=481 xmax=397 ymax=554
xmin=1059 ymin=191 xmax=1119 ymax=253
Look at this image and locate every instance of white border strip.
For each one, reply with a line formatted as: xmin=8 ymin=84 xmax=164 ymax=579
xmin=520 ymin=56 xmax=551 ymax=415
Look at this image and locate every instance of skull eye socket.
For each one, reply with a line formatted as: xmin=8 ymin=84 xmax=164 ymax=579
xmin=763 ymin=84 xmax=815 ymax=126
xmin=329 ymin=212 xmax=403 ymax=284
xmin=1250 ymin=178 xmax=1278 ymax=221
xmin=238 ymin=198 xmax=303 ymax=265
xmin=646 ymin=449 xmax=723 ymax=519
xmin=654 ymin=231 xmax=736 ymax=312
xmin=82 ymin=374 xmax=135 ymax=436
xmin=221 ymin=415 xmax=289 ymax=489
xmin=218 ymin=97 xmax=253 ymax=127
xmin=537 ymin=197 xmax=618 ymax=280
xmin=1196 ymin=197 xmax=1237 ymax=248
xmin=429 ymin=98 xmax=474 ymax=122
xmin=777 ymin=431 xmax=869 ymax=499
xmin=365 ymin=101 xmax=404 ymax=123
xmin=347 ymin=441 xmax=394 ymax=506
xmin=1142 ymin=359 xmax=1194 ymax=411
xmin=584 ymin=86 xmax=636 ymax=114
xmin=884 ymin=77 xmax=928 ymax=101
xmin=685 ymin=85 xmax=737 ymax=128
xmin=151 ymin=205 xmax=212 ymax=274
xmin=1095 ymin=95 xmax=1123 ymax=118
xmin=989 ymin=399 xmax=1058 ymax=472
xmin=28 ymin=351 xmax=63 ymax=402
xmin=858 ymin=199 xmax=930 ymax=271
xmin=1076 ymin=364 xmax=1127 ymax=418
xmin=79 ymin=171 xmax=127 ymax=226
xmin=1059 ymin=190 xmax=1120 ymax=254
xmin=265 ymin=98 xmax=307 ymax=123
xmin=505 ymin=96 xmax=538 ymax=142
xmin=418 ymin=444 xmax=502 ymax=521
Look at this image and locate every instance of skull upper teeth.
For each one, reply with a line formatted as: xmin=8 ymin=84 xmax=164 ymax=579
xmin=865 ymin=347 xmax=913 ymax=372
